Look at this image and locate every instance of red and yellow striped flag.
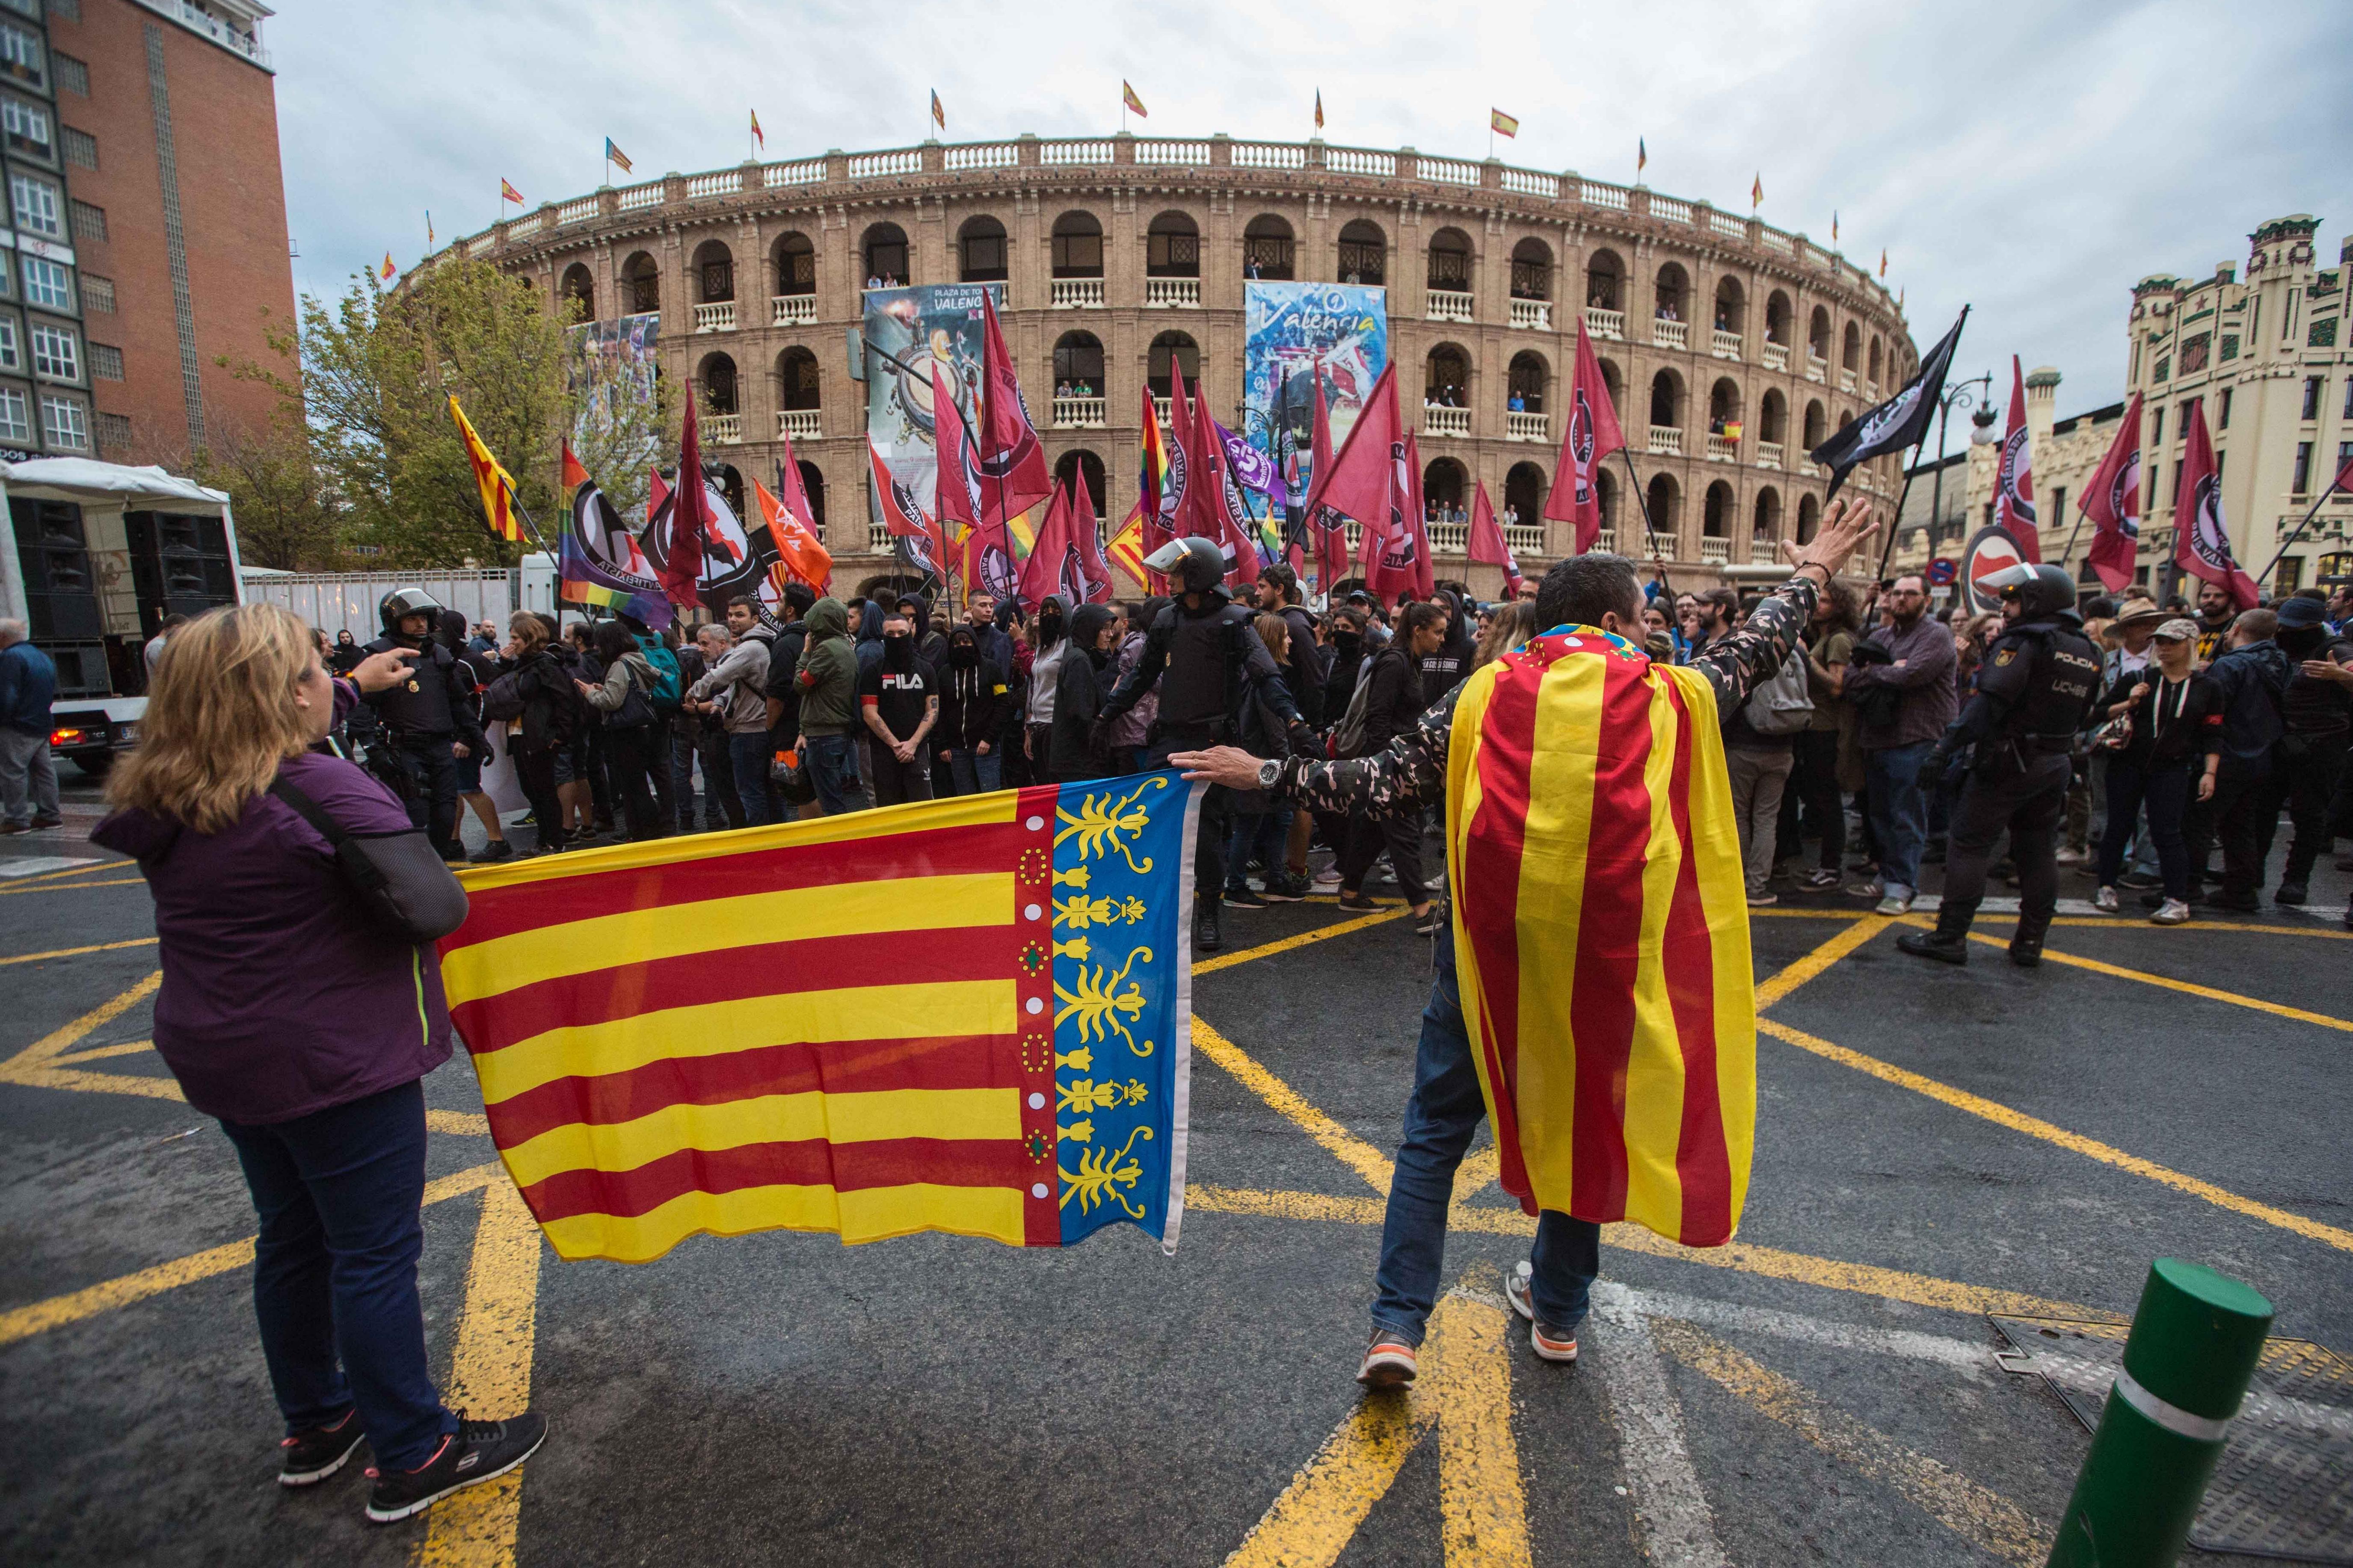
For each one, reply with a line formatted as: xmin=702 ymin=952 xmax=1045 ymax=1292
xmin=1106 ymin=500 xmax=1150 ymax=591
xmin=448 ymin=394 xmax=524 ymax=544
xmin=439 ymin=780 xmax=1203 ymax=1263
xmin=1445 ymin=627 xmax=1754 ymax=1247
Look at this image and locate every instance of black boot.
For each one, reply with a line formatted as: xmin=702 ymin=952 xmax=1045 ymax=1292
xmin=1194 ymin=902 xmax=1223 ymax=954
xmin=2008 ymin=914 xmax=2051 ymax=967
xmin=1896 ymin=928 xmax=1968 ymax=964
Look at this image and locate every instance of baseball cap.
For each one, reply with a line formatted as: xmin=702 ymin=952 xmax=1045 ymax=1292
xmin=2152 ymin=618 xmax=2199 ymax=642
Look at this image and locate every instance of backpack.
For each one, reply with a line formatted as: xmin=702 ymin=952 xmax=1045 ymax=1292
xmin=1741 ymin=647 xmax=1815 ymax=735
xmin=634 ymin=633 xmax=683 ymax=713
xmin=1328 ymin=652 xmax=1384 ymax=758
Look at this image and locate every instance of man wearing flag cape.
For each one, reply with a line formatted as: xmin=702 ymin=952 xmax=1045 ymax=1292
xmin=1173 ymin=500 xmax=1882 ymax=1385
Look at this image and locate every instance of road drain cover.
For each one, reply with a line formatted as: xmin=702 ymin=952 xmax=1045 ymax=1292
xmin=1991 ymin=1315 xmax=2353 ymax=1564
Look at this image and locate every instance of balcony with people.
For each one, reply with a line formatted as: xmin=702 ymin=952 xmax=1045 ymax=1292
xmin=621 ymin=249 xmax=660 ymax=316
xmin=1051 ymin=211 xmax=1106 ymax=307
xmin=1652 ymin=263 xmax=1689 ymax=349
xmin=1711 ymin=278 xmax=1745 ymax=361
xmin=1502 ymin=461 xmax=1549 ymax=554
xmin=1243 ymin=214 xmax=1295 ymax=282
xmin=1337 ymin=218 xmax=1385 ymax=287
xmin=1424 ymin=346 xmax=1471 ymax=437
xmin=1422 ymin=458 xmax=1470 ymax=553
xmin=772 ymin=231 xmax=816 ymax=325
xmin=699 ymin=352 xmax=740 ymax=443
xmin=1052 ymin=332 xmax=1106 ymax=427
xmin=1585 ymin=250 xmax=1626 ymax=340
xmin=692 ymin=240 xmax=736 ymax=333
xmin=776 ymin=347 xmax=821 ymax=441
xmin=1147 ymin=211 xmax=1201 ymax=307
xmin=1807 ymin=306 xmax=1831 ymax=383
xmin=1762 ymin=290 xmax=1793 ymax=372
xmin=1508 ymin=238 xmax=1552 ymax=330
xmin=1505 ymin=352 xmax=1548 ymax=442
xmin=1705 ymin=379 xmax=1742 ymax=462
xmin=862 ymin=222 xmax=909 ymax=291
xmin=1648 ymin=369 xmax=1684 ymax=455
xmin=1426 ymin=228 xmax=1473 ymax=322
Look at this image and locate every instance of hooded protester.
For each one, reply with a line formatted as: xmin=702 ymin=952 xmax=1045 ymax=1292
xmin=859 ymin=604 xmax=939 ymax=805
xmin=329 ymin=628 xmax=365 ymax=676
xmin=794 ymin=597 xmax=861 ymax=814
xmin=1024 ymin=595 xmax=1068 ymax=778
xmin=935 ymin=624 xmax=1010 ymax=795
xmin=1418 ymin=589 xmax=1477 ymax=699
xmin=1106 ymin=595 xmax=1166 ymax=776
xmin=1051 ymin=603 xmax=1119 ymax=783
xmin=574 ymin=621 xmax=663 ymax=840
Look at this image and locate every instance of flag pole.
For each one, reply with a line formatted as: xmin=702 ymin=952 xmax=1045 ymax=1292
xmin=1618 ymin=448 xmax=1659 ymax=561
xmin=2054 ymin=496 xmax=2095 ymax=584
xmin=2254 ymin=482 xmax=2346 ymax=587
xmin=1871 ymin=426 xmax=1935 ymax=584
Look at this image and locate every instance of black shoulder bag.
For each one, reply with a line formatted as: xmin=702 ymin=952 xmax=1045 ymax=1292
xmin=268 ymin=776 xmax=471 ymax=943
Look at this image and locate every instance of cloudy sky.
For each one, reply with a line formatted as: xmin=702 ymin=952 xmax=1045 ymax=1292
xmin=271 ymin=0 xmax=2349 ymax=459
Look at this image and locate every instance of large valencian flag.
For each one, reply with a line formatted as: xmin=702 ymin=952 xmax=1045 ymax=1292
xmin=440 ymin=777 xmax=1204 ymax=1263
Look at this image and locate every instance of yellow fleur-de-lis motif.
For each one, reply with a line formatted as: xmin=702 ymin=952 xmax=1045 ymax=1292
xmin=1054 ymin=776 xmax=1167 ymax=875
xmin=1052 ymin=866 xmax=1090 ymax=891
xmin=1054 ymin=946 xmax=1152 ymax=1055
xmin=1052 ymin=936 xmax=1090 ymax=960
xmin=1059 ymin=1118 xmax=1094 ymax=1145
xmin=1055 ymin=1045 xmax=1092 ymax=1072
xmin=1119 ymin=896 xmax=1148 ymax=923
xmin=1123 ymin=1079 xmax=1150 ymax=1106
xmin=1059 ymin=1078 xmax=1124 ymax=1115
xmin=1059 ymin=1126 xmax=1155 ymax=1218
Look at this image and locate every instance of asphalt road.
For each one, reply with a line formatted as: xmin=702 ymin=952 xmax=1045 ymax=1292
xmin=4 ymin=769 xmax=2349 ymax=1568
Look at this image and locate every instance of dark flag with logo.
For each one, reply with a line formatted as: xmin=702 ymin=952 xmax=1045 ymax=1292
xmin=2171 ymin=398 xmax=2260 ymax=612
xmin=1808 ymin=308 xmax=1967 ymax=501
xmin=1992 ymin=356 xmax=2041 ymax=562
xmin=868 ymin=436 xmax=945 ymax=583
xmin=1543 ymin=317 xmax=1628 ymax=553
xmin=2079 ymin=392 xmax=2143 ymax=593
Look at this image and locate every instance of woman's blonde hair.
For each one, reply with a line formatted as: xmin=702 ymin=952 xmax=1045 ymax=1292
xmin=1474 ymin=601 xmax=1537 ymax=668
xmin=508 ymin=609 xmax=550 ymax=651
xmin=107 ymin=603 xmax=321 ymax=834
xmin=1252 ymin=611 xmax=1289 ymax=660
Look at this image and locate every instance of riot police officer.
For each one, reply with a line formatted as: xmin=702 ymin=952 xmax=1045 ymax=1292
xmin=1095 ymin=536 xmax=1312 ymax=953
xmin=1897 ymin=563 xmax=2100 ymax=967
xmin=361 ymin=588 xmax=486 ymax=863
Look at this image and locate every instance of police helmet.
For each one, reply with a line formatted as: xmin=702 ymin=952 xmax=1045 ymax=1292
xmin=379 ymin=587 xmax=446 ymax=636
xmin=1144 ymin=535 xmax=1227 ymax=595
xmin=1980 ymin=562 xmax=2075 ymax=619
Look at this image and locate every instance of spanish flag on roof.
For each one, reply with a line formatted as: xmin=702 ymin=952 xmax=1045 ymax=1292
xmin=1490 ymin=108 xmax=1518 ymax=138
xmin=380 ymin=252 xmax=395 ymax=281
xmin=1122 ymin=80 xmax=1147 ymax=118
xmin=501 ymin=177 xmax=523 ymax=205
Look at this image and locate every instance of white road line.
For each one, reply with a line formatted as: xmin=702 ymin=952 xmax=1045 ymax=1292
xmin=0 ymin=856 xmax=98 ymax=878
xmin=1591 ymin=1300 xmax=1732 ymax=1568
xmin=1596 ymin=1283 xmax=1998 ymax=1379
xmin=1905 ymin=894 xmax=2108 ymax=917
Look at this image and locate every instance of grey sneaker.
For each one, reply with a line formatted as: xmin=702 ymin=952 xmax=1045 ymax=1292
xmin=1846 ymin=877 xmax=1885 ymax=900
xmin=1357 ymin=1328 xmax=1418 ymax=1388
xmin=1874 ymin=890 xmax=1914 ymax=916
xmin=1504 ymin=1264 xmax=1581 ymax=1364
xmin=2150 ymin=898 xmax=2191 ymax=926
xmin=2092 ymin=886 xmax=2119 ymax=913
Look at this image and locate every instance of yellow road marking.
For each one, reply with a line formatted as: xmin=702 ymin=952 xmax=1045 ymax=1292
xmin=52 ymin=1038 xmax=151 ymax=1065
xmin=1760 ymin=1016 xmax=2353 ymax=1254
xmin=1451 ymin=1145 xmax=1501 ymax=1206
xmin=0 ymin=875 xmax=147 ymax=895
xmin=1223 ymin=1291 xmax=1526 ymax=1568
xmin=428 ymin=1110 xmax=492 ymax=1136
xmin=0 ymin=971 xmax=160 ymax=1080
xmin=1195 ymin=907 xmax=1409 ymax=975
xmin=3 ymin=858 xmax=127 ymax=885
xmin=0 ymin=936 xmax=159 ymax=967
xmin=1755 ymin=914 xmax=1891 ymax=1008
xmin=1652 ymin=1317 xmax=2047 ymax=1567
xmin=1754 ymin=906 xmax=2353 ymax=940
xmin=415 ymin=1180 xmax=544 ymax=1568
xmin=1191 ymin=1017 xmax=1394 ymax=1191
xmin=0 ymin=1163 xmax=502 ymax=1348
xmin=1950 ymin=927 xmax=2353 ymax=1033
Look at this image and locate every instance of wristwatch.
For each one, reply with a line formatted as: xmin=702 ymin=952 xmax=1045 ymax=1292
xmin=1257 ymin=758 xmax=1284 ymax=790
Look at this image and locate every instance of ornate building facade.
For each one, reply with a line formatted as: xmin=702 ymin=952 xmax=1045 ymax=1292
xmin=443 ymin=132 xmax=1918 ymax=598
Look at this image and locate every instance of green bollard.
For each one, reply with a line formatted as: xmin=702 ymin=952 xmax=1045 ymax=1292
xmin=2045 ymin=1258 xmax=2273 ymax=1568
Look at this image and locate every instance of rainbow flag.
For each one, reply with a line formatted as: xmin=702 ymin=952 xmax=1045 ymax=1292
xmin=439 ymin=777 xmax=1205 ymax=1263
xmin=1445 ymin=627 xmax=1754 ymax=1247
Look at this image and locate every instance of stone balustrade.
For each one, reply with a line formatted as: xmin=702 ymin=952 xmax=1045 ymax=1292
xmin=1052 ymin=396 xmax=1107 ymax=429
xmin=1426 ymin=288 xmax=1473 ymax=323
xmin=1508 ymin=298 xmax=1551 ymax=330
xmin=1423 ymin=405 xmax=1471 ymax=438
xmin=1145 ymin=277 xmax=1200 ymax=308
xmin=1648 ymin=424 xmax=1683 ymax=456
xmin=778 ymin=409 xmax=821 ymax=440
xmin=771 ymin=294 xmax=816 ymax=325
xmin=693 ymin=301 xmax=735 ymax=333
xmin=1505 ymin=411 xmax=1549 ymax=442
xmin=1653 ymin=318 xmax=1689 ymax=349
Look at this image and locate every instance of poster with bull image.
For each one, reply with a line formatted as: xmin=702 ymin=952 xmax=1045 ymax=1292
xmin=862 ymin=282 xmax=1007 ymax=586
xmin=1244 ymin=282 xmax=1389 ymax=510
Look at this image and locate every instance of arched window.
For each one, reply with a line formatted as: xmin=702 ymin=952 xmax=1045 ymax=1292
xmin=1586 ymin=249 xmax=1623 ymax=311
xmin=1425 ymin=345 xmax=1470 ymax=407
xmin=1867 ymin=335 xmax=1883 ymax=385
xmin=774 ymin=232 xmax=815 ymax=298
xmin=1598 ymin=357 xmax=1624 ymax=409
xmin=699 ymin=352 xmax=738 ymax=415
xmin=778 ymin=347 xmax=820 ymax=410
xmin=1654 ymin=262 xmax=1688 ymax=322
xmin=1051 ymin=211 xmax=1103 ymax=278
xmin=1649 ymin=369 xmax=1682 ymax=430
xmin=1422 ymin=457 xmax=1468 ymax=512
xmin=1510 ymin=238 xmax=1551 ymax=301
xmin=1149 ymin=332 xmax=1198 ymax=397
xmin=1645 ymin=473 xmax=1681 ymax=539
xmin=1765 ymin=290 xmax=1791 ymax=346
xmin=1147 ymin=211 xmax=1199 ymax=278
xmin=622 ymin=251 xmax=660 ymax=314
xmin=692 ymin=240 xmax=735 ymax=304
xmin=1760 ymin=388 xmax=1787 ymax=445
xmin=1504 ymin=461 xmax=1546 ymax=530
xmin=959 ymin=216 xmax=1008 ymax=283
xmin=797 ymin=460 xmax=827 ymax=536
xmin=1752 ymin=486 xmax=1781 ymax=542
xmin=1428 ymin=227 xmax=1473 ymax=293
xmin=1708 ymin=377 xmax=1742 ymax=435
xmin=1841 ymin=321 xmax=1861 ymax=370
xmin=1596 ymin=468 xmax=1618 ymax=535
xmin=1337 ymin=219 xmax=1385 ymax=285
xmin=1052 ymin=331 xmax=1103 ymax=392
xmin=1796 ymin=492 xmax=1820 ymax=544
xmin=1808 ymin=306 xmax=1831 ymax=361
xmin=1703 ymin=480 xmax=1734 ymax=538
xmin=559 ymin=263 xmax=595 ymax=322
xmin=862 ymin=223 xmax=908 ymax=286
xmin=1054 ymin=450 xmax=1107 ymax=518
xmin=1244 ymin=214 xmax=1295 ymax=280
xmin=1802 ymin=399 xmax=1827 ymax=448
xmin=1507 ymin=351 xmax=1547 ymax=414
xmin=715 ymin=464 xmax=745 ymax=521
xmin=1713 ymin=277 xmax=1744 ymax=335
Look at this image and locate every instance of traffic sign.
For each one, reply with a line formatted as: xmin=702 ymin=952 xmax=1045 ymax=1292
xmin=1925 ymin=557 xmax=1957 ymax=586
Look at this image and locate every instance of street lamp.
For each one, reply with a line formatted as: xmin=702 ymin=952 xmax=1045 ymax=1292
xmin=1926 ymin=370 xmax=1994 ymax=553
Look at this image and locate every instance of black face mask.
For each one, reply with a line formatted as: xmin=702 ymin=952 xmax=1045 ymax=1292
xmin=884 ymin=633 xmax=914 ymax=669
xmin=1038 ymin=612 xmax=1064 ymax=642
xmin=949 ymin=640 xmax=979 ymax=667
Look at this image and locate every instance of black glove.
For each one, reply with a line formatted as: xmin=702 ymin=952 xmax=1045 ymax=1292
xmin=1088 ymin=713 xmax=1116 ymax=757
xmin=1285 ymin=722 xmax=1319 ymax=760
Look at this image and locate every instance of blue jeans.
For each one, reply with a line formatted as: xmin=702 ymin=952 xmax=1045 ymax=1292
xmin=1864 ymin=740 xmax=1935 ymax=896
xmin=804 ymin=731 xmax=859 ymax=815
xmin=1371 ymin=936 xmax=1600 ymax=1343
xmin=216 ymin=1079 xmax=455 ymax=1469
xmin=1224 ymin=804 xmax=1293 ymax=893
xmin=728 ymin=731 xmax=776 ymax=826
xmin=943 ymin=746 xmax=1003 ymax=795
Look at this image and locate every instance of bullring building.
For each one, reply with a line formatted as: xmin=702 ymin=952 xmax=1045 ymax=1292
xmin=452 ymin=131 xmax=1918 ymax=598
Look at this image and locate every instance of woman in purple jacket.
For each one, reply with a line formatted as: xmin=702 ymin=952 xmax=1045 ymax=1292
xmin=93 ymin=604 xmax=548 ymax=1525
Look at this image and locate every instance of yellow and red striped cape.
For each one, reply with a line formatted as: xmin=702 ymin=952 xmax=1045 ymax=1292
xmin=1445 ymin=626 xmax=1754 ymax=1246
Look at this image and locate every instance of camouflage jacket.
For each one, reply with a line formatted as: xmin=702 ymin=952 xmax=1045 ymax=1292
xmin=1274 ymin=576 xmax=1821 ymax=819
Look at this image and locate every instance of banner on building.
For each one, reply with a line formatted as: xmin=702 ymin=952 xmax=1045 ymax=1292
xmin=1243 ymin=282 xmax=1389 ymax=516
xmin=862 ymin=283 xmax=1022 ymax=565
xmin=566 ymin=313 xmax=661 ymax=459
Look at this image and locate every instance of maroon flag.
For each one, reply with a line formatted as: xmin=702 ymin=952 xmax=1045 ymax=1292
xmin=1995 ymin=355 xmax=2041 ymax=563
xmin=933 ymin=356 xmax=1018 ymax=600
xmin=1169 ymin=359 xmax=1215 ymax=545
xmin=2172 ymin=399 xmax=2260 ymax=612
xmin=1307 ymin=364 xmax=1350 ymax=588
xmin=976 ymin=291 xmax=1052 ymax=529
xmin=1300 ymin=361 xmax=1404 ymax=591
xmin=1543 ymin=319 xmax=1628 ymax=553
xmin=2079 ymin=392 xmax=2143 ymax=594
xmin=1021 ymin=478 xmax=1115 ymax=608
xmin=1467 ymin=480 xmax=1525 ymax=597
xmin=1366 ymin=428 xmax=1433 ymax=602
xmin=662 ymin=380 xmax=713 ymax=610
xmin=868 ymin=437 xmax=945 ymax=580
xmin=1068 ymin=468 xmax=1115 ymax=603
xmin=1193 ymin=392 xmax=1259 ymax=587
